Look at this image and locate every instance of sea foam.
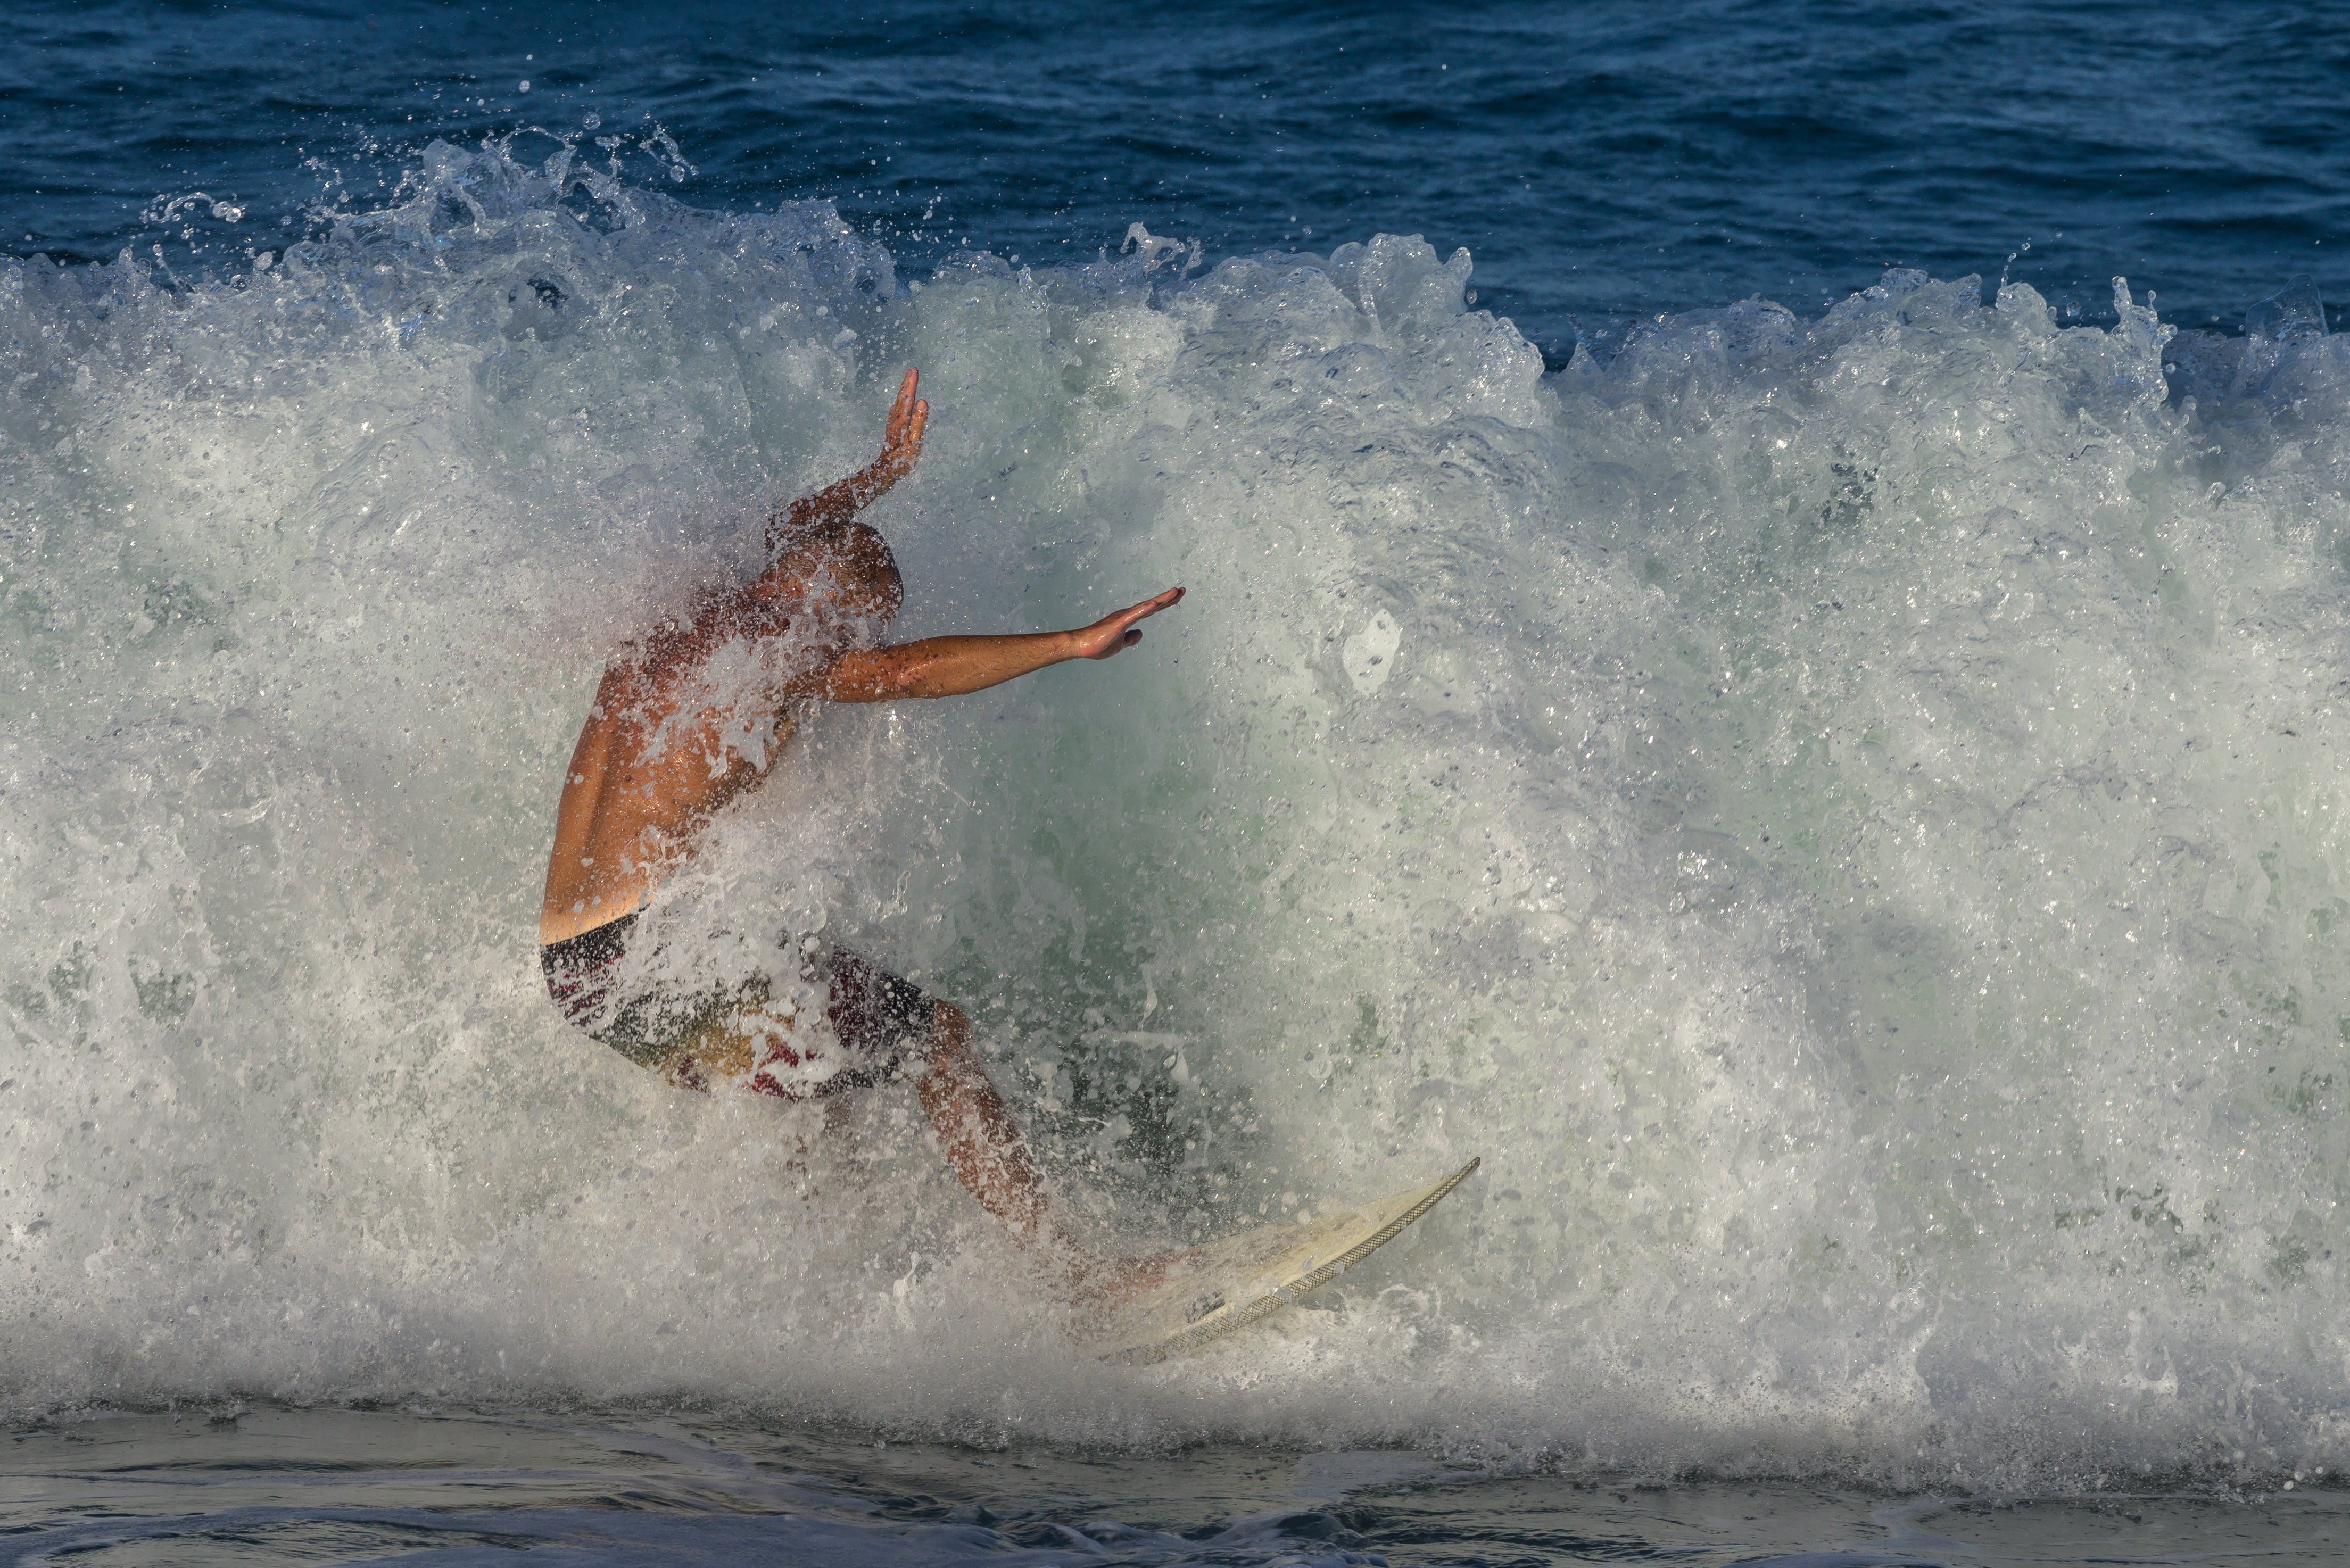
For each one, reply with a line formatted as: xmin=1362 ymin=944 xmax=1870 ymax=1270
xmin=7 ymin=139 xmax=2350 ymax=1489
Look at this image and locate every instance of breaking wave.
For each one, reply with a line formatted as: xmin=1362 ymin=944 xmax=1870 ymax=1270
xmin=10 ymin=136 xmax=2350 ymax=1491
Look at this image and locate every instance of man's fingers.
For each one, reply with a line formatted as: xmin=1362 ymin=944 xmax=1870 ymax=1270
xmin=1128 ymin=586 xmax=1185 ymax=620
xmin=870 ymin=374 xmax=928 ymax=487
xmin=884 ymin=367 xmax=922 ymax=445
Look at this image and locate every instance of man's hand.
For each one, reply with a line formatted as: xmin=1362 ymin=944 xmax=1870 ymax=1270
xmin=1068 ymin=586 xmax=1185 ymax=660
xmin=857 ymin=366 xmax=929 ymax=496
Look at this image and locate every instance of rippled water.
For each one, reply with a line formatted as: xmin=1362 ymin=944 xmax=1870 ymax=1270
xmin=11 ymin=3 xmax=2350 ymax=1563
xmin=7 ymin=1406 xmax=2349 ymax=1567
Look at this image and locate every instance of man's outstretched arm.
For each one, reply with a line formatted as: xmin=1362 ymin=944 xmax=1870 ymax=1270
xmin=817 ymin=586 xmax=1185 ymax=702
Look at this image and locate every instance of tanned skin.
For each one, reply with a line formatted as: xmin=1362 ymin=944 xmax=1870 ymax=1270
xmin=542 ymin=367 xmax=1182 ymax=1287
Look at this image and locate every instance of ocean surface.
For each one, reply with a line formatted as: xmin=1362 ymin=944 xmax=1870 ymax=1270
xmin=10 ymin=2 xmax=2350 ymax=1562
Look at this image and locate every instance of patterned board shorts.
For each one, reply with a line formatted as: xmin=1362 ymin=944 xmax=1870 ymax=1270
xmin=540 ymin=913 xmax=937 ymax=1100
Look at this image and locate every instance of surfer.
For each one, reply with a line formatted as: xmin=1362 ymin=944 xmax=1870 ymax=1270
xmin=539 ymin=366 xmax=1182 ymax=1287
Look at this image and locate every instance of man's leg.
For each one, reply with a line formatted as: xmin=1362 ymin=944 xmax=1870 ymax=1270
xmin=652 ymin=988 xmax=1053 ymax=1239
xmin=911 ymin=1005 xmax=1182 ymax=1302
xmin=913 ymin=1002 xmax=1051 ymax=1241
xmin=655 ymin=985 xmax=1165 ymax=1298
xmin=657 ymin=986 xmax=1046 ymax=1217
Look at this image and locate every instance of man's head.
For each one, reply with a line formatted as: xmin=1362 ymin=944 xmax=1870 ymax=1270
xmin=772 ymin=519 xmax=904 ymax=629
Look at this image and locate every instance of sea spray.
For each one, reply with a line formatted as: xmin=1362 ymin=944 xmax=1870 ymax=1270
xmin=8 ymin=139 xmax=2350 ymax=1487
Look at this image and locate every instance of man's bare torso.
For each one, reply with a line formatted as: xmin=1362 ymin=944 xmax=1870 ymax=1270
xmin=539 ymin=629 xmax=807 ymax=943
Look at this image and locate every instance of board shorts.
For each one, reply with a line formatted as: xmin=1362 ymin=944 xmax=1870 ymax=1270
xmin=540 ymin=914 xmax=938 ymax=1101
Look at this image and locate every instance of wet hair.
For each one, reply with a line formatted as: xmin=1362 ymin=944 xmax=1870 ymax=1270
xmin=775 ymin=520 xmax=903 ymax=623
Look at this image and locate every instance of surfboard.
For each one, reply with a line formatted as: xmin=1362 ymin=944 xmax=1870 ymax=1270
xmin=1095 ymin=1157 xmax=1480 ymax=1365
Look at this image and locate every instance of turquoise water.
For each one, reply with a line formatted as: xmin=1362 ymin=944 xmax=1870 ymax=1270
xmin=11 ymin=3 xmax=2350 ymax=1562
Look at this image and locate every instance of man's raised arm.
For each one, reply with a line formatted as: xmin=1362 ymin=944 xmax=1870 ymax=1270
xmin=818 ymin=587 xmax=1185 ymax=703
xmin=766 ymin=367 xmax=930 ymax=553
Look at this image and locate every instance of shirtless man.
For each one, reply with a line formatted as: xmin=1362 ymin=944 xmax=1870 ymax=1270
xmin=541 ymin=367 xmax=1182 ymax=1276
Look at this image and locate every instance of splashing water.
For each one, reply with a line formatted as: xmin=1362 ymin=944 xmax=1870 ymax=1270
xmin=9 ymin=137 xmax=2350 ymax=1491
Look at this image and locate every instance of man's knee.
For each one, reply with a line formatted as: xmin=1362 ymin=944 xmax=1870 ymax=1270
xmin=913 ymin=999 xmax=970 ymax=1073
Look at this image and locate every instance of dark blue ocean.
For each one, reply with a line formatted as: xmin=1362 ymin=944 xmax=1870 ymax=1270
xmin=13 ymin=0 xmax=2350 ymax=353
xmin=11 ymin=3 xmax=2350 ymax=1563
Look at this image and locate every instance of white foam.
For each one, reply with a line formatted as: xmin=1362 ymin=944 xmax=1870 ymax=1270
xmin=7 ymin=140 xmax=2350 ymax=1488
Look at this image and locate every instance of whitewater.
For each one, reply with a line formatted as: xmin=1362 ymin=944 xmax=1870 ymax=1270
xmin=7 ymin=135 xmax=2350 ymax=1494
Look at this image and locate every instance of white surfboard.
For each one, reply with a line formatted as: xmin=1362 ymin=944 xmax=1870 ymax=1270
xmin=1096 ymin=1157 xmax=1480 ymax=1365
